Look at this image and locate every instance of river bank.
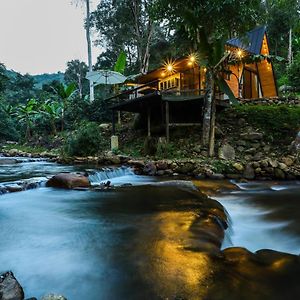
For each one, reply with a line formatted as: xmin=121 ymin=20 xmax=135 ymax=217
xmin=1 ymin=147 xmax=300 ymax=181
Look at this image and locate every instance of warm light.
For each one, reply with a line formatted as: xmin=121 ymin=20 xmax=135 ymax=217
xmin=188 ymin=61 xmax=193 ymax=66
xmin=167 ymin=64 xmax=173 ymax=72
xmin=237 ymin=49 xmax=243 ymax=58
xmin=163 ymin=58 xmax=177 ymax=75
xmin=203 ymin=67 xmax=207 ymax=72
xmin=161 ymin=72 xmax=166 ymax=77
xmin=190 ymin=55 xmax=195 ymax=62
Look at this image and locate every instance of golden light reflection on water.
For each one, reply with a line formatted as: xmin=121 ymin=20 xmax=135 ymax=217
xmin=138 ymin=211 xmax=213 ymax=300
xmin=193 ymin=180 xmax=237 ymax=196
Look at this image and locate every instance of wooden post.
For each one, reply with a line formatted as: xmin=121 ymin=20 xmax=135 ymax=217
xmin=147 ymin=106 xmax=151 ymax=137
xmin=112 ymin=110 xmax=116 ymax=135
xmin=165 ymin=101 xmax=169 ymax=142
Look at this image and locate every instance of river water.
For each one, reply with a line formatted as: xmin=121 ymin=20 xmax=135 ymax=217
xmin=0 ymin=158 xmax=300 ymax=299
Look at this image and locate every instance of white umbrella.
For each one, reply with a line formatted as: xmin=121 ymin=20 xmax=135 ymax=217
xmin=86 ymin=70 xmax=127 ymax=86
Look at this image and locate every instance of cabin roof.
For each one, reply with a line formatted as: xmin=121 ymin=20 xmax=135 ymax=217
xmin=226 ymin=26 xmax=266 ymax=55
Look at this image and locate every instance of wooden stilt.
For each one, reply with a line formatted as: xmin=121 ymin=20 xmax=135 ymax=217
xmin=112 ymin=110 xmax=116 ymax=135
xmin=165 ymin=101 xmax=169 ymax=142
xmin=147 ymin=106 xmax=151 ymax=137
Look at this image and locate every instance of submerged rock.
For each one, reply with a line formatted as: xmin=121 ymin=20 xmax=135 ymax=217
xmin=0 ymin=271 xmax=24 ymax=300
xmin=46 ymin=173 xmax=90 ymax=189
xmin=41 ymin=295 xmax=67 ymax=300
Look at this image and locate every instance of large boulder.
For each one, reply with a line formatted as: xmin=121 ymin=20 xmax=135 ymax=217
xmin=0 ymin=271 xmax=24 ymax=300
xmin=46 ymin=173 xmax=90 ymax=189
xmin=218 ymin=144 xmax=235 ymax=160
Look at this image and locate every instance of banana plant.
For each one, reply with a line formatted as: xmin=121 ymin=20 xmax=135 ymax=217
xmin=41 ymin=100 xmax=62 ymax=135
xmin=54 ymin=82 xmax=77 ymax=131
xmin=14 ymin=98 xmax=39 ymax=141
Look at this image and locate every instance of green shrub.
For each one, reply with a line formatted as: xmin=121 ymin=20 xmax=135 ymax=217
xmin=0 ymin=105 xmax=19 ymax=141
xmin=233 ymin=105 xmax=300 ymax=143
xmin=288 ymin=52 xmax=300 ymax=89
xmin=64 ymin=122 xmax=107 ymax=156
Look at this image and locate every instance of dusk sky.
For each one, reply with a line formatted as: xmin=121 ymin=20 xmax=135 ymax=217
xmin=0 ymin=0 xmax=101 ymax=75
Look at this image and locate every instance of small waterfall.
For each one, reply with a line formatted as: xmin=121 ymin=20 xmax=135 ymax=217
xmin=88 ymin=167 xmax=135 ymax=185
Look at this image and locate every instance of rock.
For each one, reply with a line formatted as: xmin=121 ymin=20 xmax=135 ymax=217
xmin=268 ymin=159 xmax=278 ymax=168
xmin=0 ymin=271 xmax=24 ymax=300
xmin=156 ymin=170 xmax=165 ymax=176
xmin=46 ymin=173 xmax=90 ymax=189
xmin=99 ymin=123 xmax=110 ymax=129
xmin=263 ymin=145 xmax=271 ymax=152
xmin=236 ymin=140 xmax=246 ymax=146
xmin=236 ymin=146 xmax=245 ymax=152
xmin=251 ymin=143 xmax=261 ymax=149
xmin=252 ymin=162 xmax=260 ymax=168
xmin=218 ymin=144 xmax=235 ymax=160
xmin=0 ymin=158 xmax=18 ymax=165
xmin=209 ymin=173 xmax=225 ymax=180
xmin=127 ymin=160 xmax=145 ymax=168
xmin=164 ymin=169 xmax=174 ymax=176
xmin=243 ymin=164 xmax=255 ymax=179
xmin=106 ymin=155 xmax=121 ymax=165
xmin=278 ymin=162 xmax=288 ymax=170
xmin=7 ymin=149 xmax=20 ymax=156
xmin=156 ymin=160 xmax=168 ymax=170
xmin=260 ymin=159 xmax=269 ymax=168
xmin=291 ymin=131 xmax=300 ymax=153
xmin=176 ymin=162 xmax=195 ymax=174
xmin=232 ymin=162 xmax=244 ymax=172
xmin=245 ymin=148 xmax=256 ymax=154
xmin=5 ymin=184 xmax=23 ymax=193
xmin=253 ymin=152 xmax=263 ymax=161
xmin=240 ymin=132 xmax=263 ymax=140
xmin=281 ymin=157 xmax=294 ymax=167
xmin=274 ymin=168 xmax=285 ymax=179
xmin=237 ymin=118 xmax=246 ymax=126
xmin=41 ymin=295 xmax=67 ymax=300
xmin=143 ymin=162 xmax=157 ymax=176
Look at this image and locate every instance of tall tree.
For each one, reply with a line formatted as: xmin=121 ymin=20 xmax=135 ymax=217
xmin=152 ymin=0 xmax=263 ymax=153
xmin=73 ymin=0 xmax=95 ymax=102
xmin=91 ymin=0 xmax=165 ymax=74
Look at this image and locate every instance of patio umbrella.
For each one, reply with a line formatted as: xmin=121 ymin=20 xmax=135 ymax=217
xmin=86 ymin=70 xmax=127 ymax=86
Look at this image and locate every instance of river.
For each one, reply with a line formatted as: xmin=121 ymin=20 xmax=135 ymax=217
xmin=0 ymin=158 xmax=300 ymax=299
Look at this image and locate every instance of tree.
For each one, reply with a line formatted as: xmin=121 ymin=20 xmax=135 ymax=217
xmin=64 ymin=60 xmax=89 ymax=99
xmin=0 ymin=63 xmax=8 ymax=93
xmin=72 ymin=0 xmax=94 ymax=102
xmin=91 ymin=0 xmax=165 ymax=74
xmin=152 ymin=0 xmax=263 ymax=155
xmin=54 ymin=83 xmax=77 ymax=131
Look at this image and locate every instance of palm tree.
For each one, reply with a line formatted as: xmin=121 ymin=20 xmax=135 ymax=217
xmin=54 ymin=83 xmax=77 ymax=131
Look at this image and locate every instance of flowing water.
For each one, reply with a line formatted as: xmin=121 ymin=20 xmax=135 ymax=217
xmin=0 ymin=159 xmax=300 ymax=299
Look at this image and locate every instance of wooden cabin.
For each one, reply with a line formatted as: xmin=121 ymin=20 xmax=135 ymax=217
xmin=109 ymin=26 xmax=277 ymax=139
xmin=225 ymin=26 xmax=277 ymax=99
